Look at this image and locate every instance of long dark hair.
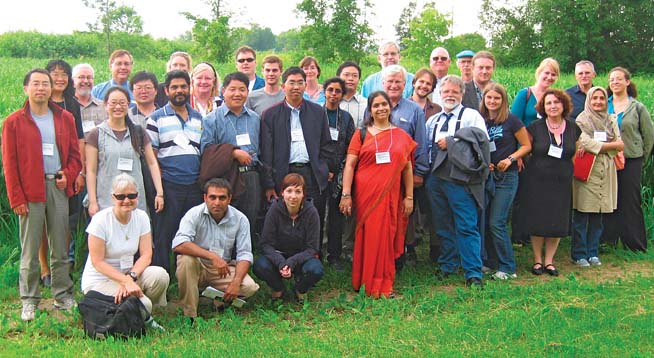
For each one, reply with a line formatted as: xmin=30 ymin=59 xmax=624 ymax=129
xmin=363 ymin=91 xmax=392 ymax=127
xmin=607 ymin=66 xmax=638 ymax=99
xmin=46 ymin=59 xmax=75 ymax=100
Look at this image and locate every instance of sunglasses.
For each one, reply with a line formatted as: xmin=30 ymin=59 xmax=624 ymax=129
xmin=113 ymin=193 xmax=138 ymax=200
xmin=432 ymin=56 xmax=449 ymax=62
xmin=237 ymin=58 xmax=255 ymax=63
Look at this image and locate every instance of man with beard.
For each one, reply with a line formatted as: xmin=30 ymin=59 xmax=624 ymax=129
xmin=361 ymin=41 xmax=414 ymax=98
xmin=201 ymin=72 xmax=261 ymax=240
xmin=173 ymin=178 xmax=259 ymax=319
xmin=146 ymin=70 xmax=204 ymax=273
xmin=91 ymin=49 xmax=134 ymax=101
xmin=72 ymin=63 xmax=107 ymax=134
xmin=462 ymin=51 xmax=496 ymax=110
xmin=410 ymin=68 xmax=442 ymax=120
xmin=425 ymin=75 xmax=489 ymax=288
xmin=245 ymin=55 xmax=285 ymax=116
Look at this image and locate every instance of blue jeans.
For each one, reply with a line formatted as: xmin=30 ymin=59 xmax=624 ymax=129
xmin=572 ymin=211 xmax=603 ymax=260
xmin=425 ymin=175 xmax=482 ymax=279
xmin=253 ymin=256 xmax=324 ymax=294
xmin=487 ymin=170 xmax=518 ymax=273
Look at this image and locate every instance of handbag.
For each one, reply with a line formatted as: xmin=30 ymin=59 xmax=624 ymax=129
xmin=573 ymin=151 xmax=596 ymax=182
xmin=614 ymin=151 xmax=625 ymax=171
xmin=128 ymin=120 xmax=157 ymax=205
xmin=78 ymin=290 xmax=148 ymax=339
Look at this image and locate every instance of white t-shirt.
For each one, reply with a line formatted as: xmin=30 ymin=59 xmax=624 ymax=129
xmin=81 ymin=207 xmax=151 ymax=291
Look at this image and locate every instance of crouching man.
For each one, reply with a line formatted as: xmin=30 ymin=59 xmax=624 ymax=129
xmin=172 ymin=178 xmax=259 ymax=318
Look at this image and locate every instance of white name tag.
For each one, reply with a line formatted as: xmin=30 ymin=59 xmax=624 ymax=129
xmin=594 ymin=131 xmax=607 ymax=142
xmin=174 ymin=133 xmax=190 ymax=147
xmin=489 ymin=141 xmax=497 ymax=152
xmin=120 ymin=255 xmax=134 ymax=270
xmin=548 ymin=145 xmax=563 ymax=158
xmin=117 ymin=158 xmax=134 ymax=171
xmin=291 ymin=129 xmax=304 ymax=142
xmin=82 ymin=120 xmax=96 ymax=133
xmin=330 ymin=128 xmax=339 ymax=141
xmin=42 ymin=143 xmax=55 ymax=156
xmin=236 ymin=133 xmax=251 ymax=146
xmin=376 ymin=151 xmax=391 ymax=164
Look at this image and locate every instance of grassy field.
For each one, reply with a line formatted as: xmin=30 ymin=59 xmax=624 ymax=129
xmin=0 ymin=57 xmax=653 ymax=356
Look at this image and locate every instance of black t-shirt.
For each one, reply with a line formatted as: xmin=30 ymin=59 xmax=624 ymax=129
xmin=486 ymin=113 xmax=524 ymax=170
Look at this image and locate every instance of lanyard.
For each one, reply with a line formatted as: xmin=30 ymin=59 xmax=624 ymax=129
xmin=373 ymin=127 xmax=393 ymax=153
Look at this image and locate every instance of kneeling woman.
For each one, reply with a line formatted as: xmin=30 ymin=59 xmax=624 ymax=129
xmin=81 ymin=173 xmax=169 ymax=327
xmin=253 ymin=173 xmax=324 ymax=302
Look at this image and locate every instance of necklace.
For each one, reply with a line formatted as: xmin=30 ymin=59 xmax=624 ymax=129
xmin=113 ymin=208 xmax=132 ymax=240
xmin=546 ymin=119 xmax=562 ymax=130
xmin=372 ymin=124 xmax=392 ymax=131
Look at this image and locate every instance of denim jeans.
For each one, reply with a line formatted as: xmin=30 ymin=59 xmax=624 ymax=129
xmin=486 ymin=170 xmax=518 ymax=273
xmin=425 ymin=175 xmax=482 ymax=279
xmin=253 ymin=256 xmax=324 ymax=294
xmin=572 ymin=210 xmax=603 ymax=260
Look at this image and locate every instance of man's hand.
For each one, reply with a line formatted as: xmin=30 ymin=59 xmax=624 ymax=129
xmin=437 ymin=138 xmax=448 ymax=150
xmin=210 ymin=253 xmax=229 ymax=278
xmin=233 ymin=149 xmax=253 ymax=166
xmin=279 ymin=265 xmax=292 ymax=278
xmin=223 ymin=279 xmax=241 ymax=302
xmin=55 ymin=171 xmax=67 ymax=190
xmin=74 ymin=174 xmax=85 ymax=194
xmin=265 ymin=188 xmax=278 ymax=201
xmin=328 ymin=172 xmax=334 ymax=182
xmin=13 ymin=203 xmax=28 ymax=216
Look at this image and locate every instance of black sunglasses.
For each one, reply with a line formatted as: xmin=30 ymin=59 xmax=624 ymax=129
xmin=237 ymin=58 xmax=255 ymax=63
xmin=113 ymin=193 xmax=138 ymax=200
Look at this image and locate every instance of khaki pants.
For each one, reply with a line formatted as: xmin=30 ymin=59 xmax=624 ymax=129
xmin=83 ymin=266 xmax=170 ymax=314
xmin=176 ymin=254 xmax=259 ymax=317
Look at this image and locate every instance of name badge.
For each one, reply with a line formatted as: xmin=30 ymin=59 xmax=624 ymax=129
xmin=174 ymin=133 xmax=190 ymax=148
xmin=548 ymin=145 xmax=563 ymax=158
xmin=489 ymin=141 xmax=497 ymax=152
xmin=594 ymin=131 xmax=607 ymax=142
xmin=117 ymin=158 xmax=134 ymax=171
xmin=291 ymin=129 xmax=304 ymax=142
xmin=42 ymin=143 xmax=55 ymax=156
xmin=376 ymin=151 xmax=391 ymax=164
xmin=330 ymin=128 xmax=339 ymax=141
xmin=236 ymin=133 xmax=251 ymax=146
xmin=120 ymin=255 xmax=134 ymax=270
xmin=82 ymin=120 xmax=96 ymax=133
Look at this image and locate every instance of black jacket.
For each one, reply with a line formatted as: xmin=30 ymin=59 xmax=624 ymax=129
xmin=260 ymin=100 xmax=336 ymax=193
xmin=326 ymin=107 xmax=356 ymax=174
xmin=259 ymin=198 xmax=320 ymax=271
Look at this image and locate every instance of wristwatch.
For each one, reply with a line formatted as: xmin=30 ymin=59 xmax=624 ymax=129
xmin=128 ymin=271 xmax=138 ymax=282
xmin=508 ymin=156 xmax=517 ymax=163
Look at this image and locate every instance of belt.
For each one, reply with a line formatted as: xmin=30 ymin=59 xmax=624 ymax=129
xmin=289 ymin=162 xmax=310 ymax=168
xmin=45 ymin=174 xmax=57 ymax=180
xmin=238 ymin=165 xmax=257 ymax=173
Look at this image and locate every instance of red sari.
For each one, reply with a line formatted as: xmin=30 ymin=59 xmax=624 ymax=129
xmin=349 ymin=127 xmax=416 ymax=298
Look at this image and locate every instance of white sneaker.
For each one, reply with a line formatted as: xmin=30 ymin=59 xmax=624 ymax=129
xmin=21 ymin=303 xmax=37 ymax=321
xmin=54 ymin=298 xmax=77 ymax=311
xmin=145 ymin=317 xmax=165 ymax=332
xmin=492 ymin=271 xmax=517 ymax=280
xmin=574 ymin=258 xmax=590 ymax=267
xmin=588 ymin=257 xmax=602 ymax=266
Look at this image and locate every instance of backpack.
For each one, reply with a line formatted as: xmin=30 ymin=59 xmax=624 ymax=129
xmin=78 ymin=290 xmax=148 ymax=340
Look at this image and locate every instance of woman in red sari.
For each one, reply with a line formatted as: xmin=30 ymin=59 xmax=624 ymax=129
xmin=339 ymin=91 xmax=416 ymax=298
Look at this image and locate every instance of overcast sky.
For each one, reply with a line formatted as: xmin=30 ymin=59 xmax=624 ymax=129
xmin=0 ymin=0 xmax=482 ymax=41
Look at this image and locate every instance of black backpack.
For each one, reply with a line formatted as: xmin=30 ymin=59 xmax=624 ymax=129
xmin=78 ymin=290 xmax=148 ymax=339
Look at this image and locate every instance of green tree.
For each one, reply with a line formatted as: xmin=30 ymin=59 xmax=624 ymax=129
xmin=241 ymin=25 xmax=277 ymax=51
xmin=443 ymin=33 xmax=488 ymax=58
xmin=394 ymin=1 xmax=417 ymax=50
xmin=82 ymin=0 xmax=144 ymax=55
xmin=277 ymin=29 xmax=302 ymax=51
xmin=296 ymin=0 xmax=374 ymax=63
xmin=183 ymin=13 xmax=234 ymax=63
xmin=403 ymin=2 xmax=451 ymax=59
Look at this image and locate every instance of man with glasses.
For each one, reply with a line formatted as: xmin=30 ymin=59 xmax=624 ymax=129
xmin=429 ymin=47 xmax=452 ymax=106
xmin=246 ymin=55 xmax=285 ymax=116
xmin=456 ymin=50 xmax=475 ymax=82
xmin=361 ymin=41 xmax=414 ymax=99
xmin=2 ymin=69 xmax=82 ymax=320
xmin=128 ymin=71 xmax=159 ymax=127
xmin=260 ymin=67 xmax=335 ymax=252
xmin=146 ymin=70 xmax=204 ymax=274
xmin=91 ymin=49 xmax=134 ymax=101
xmin=72 ymin=63 xmax=107 ymax=134
xmin=337 ymin=61 xmax=367 ymax=128
xmin=235 ymin=46 xmax=264 ymax=92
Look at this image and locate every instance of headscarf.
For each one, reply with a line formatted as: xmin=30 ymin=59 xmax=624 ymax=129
xmin=575 ymin=86 xmax=617 ymax=142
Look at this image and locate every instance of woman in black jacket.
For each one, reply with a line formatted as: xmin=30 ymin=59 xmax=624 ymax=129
xmin=253 ymin=173 xmax=324 ymax=303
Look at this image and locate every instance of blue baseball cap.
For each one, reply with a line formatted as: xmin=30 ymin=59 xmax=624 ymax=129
xmin=456 ymin=50 xmax=475 ymax=59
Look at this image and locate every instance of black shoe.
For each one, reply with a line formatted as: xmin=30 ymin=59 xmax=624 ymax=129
xmin=395 ymin=255 xmax=405 ymax=271
xmin=531 ymin=263 xmax=544 ymax=276
xmin=466 ymin=277 xmax=483 ymax=288
xmin=429 ymin=245 xmax=441 ymax=263
xmin=405 ymin=250 xmax=418 ymax=267
xmin=434 ymin=268 xmax=453 ymax=281
xmin=544 ymin=264 xmax=559 ymax=277
xmin=328 ymin=258 xmax=345 ymax=272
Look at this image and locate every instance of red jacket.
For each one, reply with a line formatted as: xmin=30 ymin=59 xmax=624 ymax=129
xmin=2 ymin=100 xmax=82 ymax=208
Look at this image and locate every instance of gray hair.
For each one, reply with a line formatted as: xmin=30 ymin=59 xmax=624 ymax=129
xmin=439 ymin=75 xmax=466 ymax=95
xmin=575 ymin=60 xmax=595 ymax=73
xmin=112 ymin=173 xmax=137 ymax=193
xmin=378 ymin=41 xmax=400 ymax=55
xmin=381 ymin=65 xmax=407 ymax=81
xmin=72 ymin=63 xmax=95 ymax=78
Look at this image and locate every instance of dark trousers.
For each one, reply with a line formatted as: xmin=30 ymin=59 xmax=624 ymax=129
xmin=288 ymin=165 xmax=326 ymax=254
xmin=602 ymin=157 xmax=647 ymax=251
xmin=232 ymin=171 xmax=262 ymax=244
xmin=152 ymin=180 xmax=203 ymax=273
xmin=252 ymin=256 xmax=324 ymax=294
xmin=326 ymin=187 xmax=345 ymax=262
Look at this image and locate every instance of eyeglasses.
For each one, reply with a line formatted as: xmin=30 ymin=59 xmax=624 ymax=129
xmin=134 ymin=85 xmax=155 ymax=92
xmin=286 ymin=80 xmax=306 ymax=87
xmin=107 ymin=100 xmax=129 ymax=107
xmin=325 ymin=87 xmax=343 ymax=94
xmin=432 ymin=56 xmax=449 ymax=62
xmin=237 ymin=58 xmax=255 ymax=63
xmin=113 ymin=193 xmax=138 ymax=200
xmin=76 ymin=75 xmax=94 ymax=80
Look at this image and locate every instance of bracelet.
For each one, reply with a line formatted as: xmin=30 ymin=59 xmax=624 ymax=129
xmin=341 ymin=193 xmax=351 ymax=198
xmin=405 ymin=196 xmax=413 ymax=200
xmin=156 ymin=194 xmax=164 ymax=198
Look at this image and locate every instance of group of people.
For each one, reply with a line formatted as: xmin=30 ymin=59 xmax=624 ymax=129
xmin=3 ymin=42 xmax=652 ymax=326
